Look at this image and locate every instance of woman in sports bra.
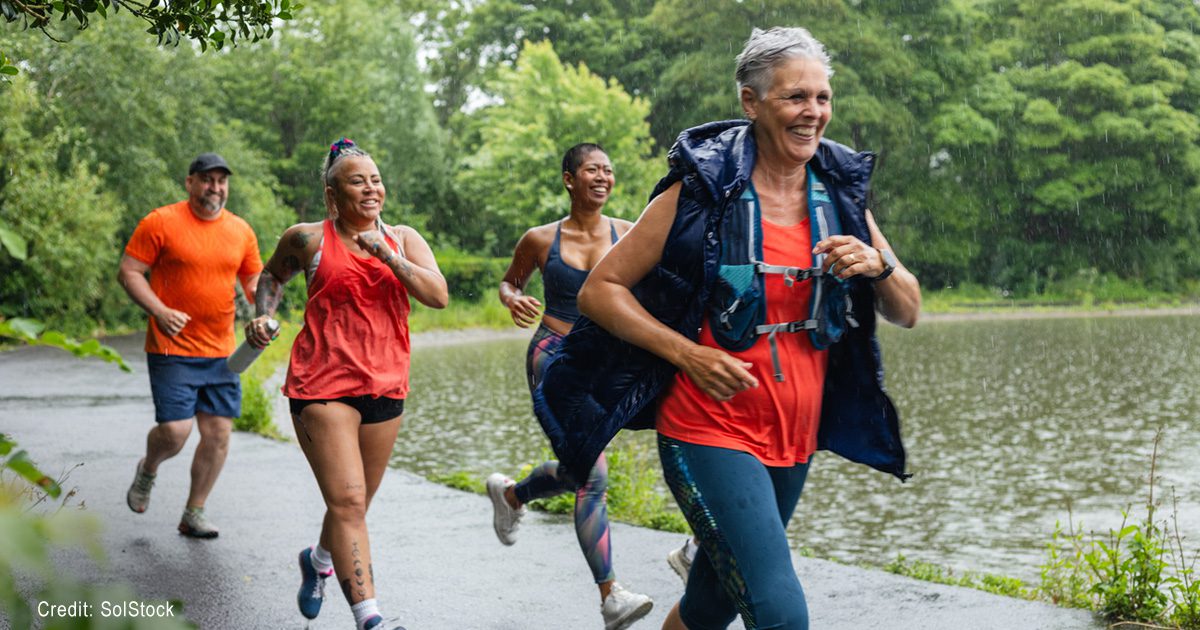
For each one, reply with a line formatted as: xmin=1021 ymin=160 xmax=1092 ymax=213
xmin=485 ymin=143 xmax=652 ymax=630
xmin=244 ymin=138 xmax=448 ymax=630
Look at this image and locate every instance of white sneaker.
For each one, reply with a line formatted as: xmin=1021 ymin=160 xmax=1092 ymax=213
xmin=177 ymin=507 xmax=219 ymax=539
xmin=486 ymin=473 xmax=525 ymax=546
xmin=601 ymin=582 xmax=653 ymax=630
xmin=667 ymin=539 xmax=692 ymax=585
xmin=126 ymin=459 xmax=155 ymax=513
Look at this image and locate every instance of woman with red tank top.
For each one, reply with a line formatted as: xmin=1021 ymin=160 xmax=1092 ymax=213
xmin=244 ymin=139 xmax=448 ymax=630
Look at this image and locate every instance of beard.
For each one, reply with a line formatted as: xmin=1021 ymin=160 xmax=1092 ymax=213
xmin=200 ymin=193 xmax=226 ymax=212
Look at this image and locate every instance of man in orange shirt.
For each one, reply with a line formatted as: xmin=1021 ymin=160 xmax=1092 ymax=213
xmin=117 ymin=152 xmax=263 ymax=539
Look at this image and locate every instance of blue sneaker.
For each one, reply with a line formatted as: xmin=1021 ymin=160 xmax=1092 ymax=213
xmin=297 ymin=547 xmax=331 ymax=620
xmin=363 ymin=615 xmax=407 ymax=630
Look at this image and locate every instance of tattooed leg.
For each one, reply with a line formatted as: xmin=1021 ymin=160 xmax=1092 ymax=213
xmin=351 ymin=540 xmax=367 ymax=601
xmin=291 ymin=401 xmax=376 ymax=604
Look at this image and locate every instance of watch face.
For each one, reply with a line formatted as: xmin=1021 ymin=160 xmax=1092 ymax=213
xmin=881 ymin=249 xmax=898 ymax=270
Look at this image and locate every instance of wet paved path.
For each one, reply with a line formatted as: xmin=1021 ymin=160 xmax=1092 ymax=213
xmin=0 ymin=334 xmax=1104 ymax=629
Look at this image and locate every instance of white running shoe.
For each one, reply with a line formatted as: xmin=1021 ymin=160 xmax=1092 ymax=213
xmin=177 ymin=507 xmax=219 ymax=539
xmin=486 ymin=473 xmax=525 ymax=546
xmin=601 ymin=582 xmax=653 ymax=630
xmin=126 ymin=459 xmax=155 ymax=513
xmin=667 ymin=539 xmax=693 ymax=585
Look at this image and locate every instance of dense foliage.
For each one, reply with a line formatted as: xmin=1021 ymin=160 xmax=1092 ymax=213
xmin=3 ymin=0 xmax=1200 ymax=334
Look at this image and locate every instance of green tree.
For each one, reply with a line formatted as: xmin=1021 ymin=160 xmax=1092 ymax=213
xmin=453 ymin=40 xmax=659 ymax=255
xmin=407 ymin=0 xmax=661 ymax=127
xmin=0 ymin=76 xmax=123 ymax=335
xmin=930 ymin=0 xmax=1200 ymax=291
xmin=215 ymin=0 xmax=449 ymax=229
xmin=1 ymin=0 xmax=293 ymax=80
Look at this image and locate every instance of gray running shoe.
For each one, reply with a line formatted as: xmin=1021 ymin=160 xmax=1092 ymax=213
xmin=486 ymin=473 xmax=525 ymax=546
xmin=601 ymin=582 xmax=653 ymax=630
xmin=126 ymin=459 xmax=155 ymax=513
xmin=178 ymin=507 xmax=219 ymax=539
xmin=667 ymin=539 xmax=693 ymax=585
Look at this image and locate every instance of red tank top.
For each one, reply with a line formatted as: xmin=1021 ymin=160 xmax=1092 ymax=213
xmin=657 ymin=218 xmax=828 ymax=466
xmin=283 ymin=220 xmax=411 ymax=399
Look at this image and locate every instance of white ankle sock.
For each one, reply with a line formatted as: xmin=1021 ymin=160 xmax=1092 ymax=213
xmin=685 ymin=538 xmax=699 ymax=559
xmin=352 ymin=598 xmax=380 ymax=630
xmin=311 ymin=544 xmax=334 ymax=575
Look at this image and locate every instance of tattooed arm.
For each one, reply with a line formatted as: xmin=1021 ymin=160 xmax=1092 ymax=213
xmin=389 ymin=225 xmax=449 ymax=309
xmin=245 ymin=223 xmax=321 ymax=348
xmin=355 ymin=224 xmax=449 ymax=309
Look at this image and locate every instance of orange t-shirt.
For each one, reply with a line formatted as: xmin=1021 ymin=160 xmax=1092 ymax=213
xmin=124 ymin=201 xmax=263 ymax=357
xmin=657 ymin=217 xmax=828 ymax=466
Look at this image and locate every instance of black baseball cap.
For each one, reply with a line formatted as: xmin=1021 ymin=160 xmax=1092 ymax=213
xmin=188 ymin=153 xmax=233 ymax=175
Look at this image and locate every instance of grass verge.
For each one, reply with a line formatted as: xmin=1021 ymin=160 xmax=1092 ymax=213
xmin=922 ymin=280 xmax=1199 ymax=313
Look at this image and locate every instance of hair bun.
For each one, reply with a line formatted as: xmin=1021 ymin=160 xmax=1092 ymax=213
xmin=329 ymin=137 xmax=357 ymax=159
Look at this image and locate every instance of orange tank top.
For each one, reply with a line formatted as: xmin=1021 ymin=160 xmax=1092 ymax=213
xmin=283 ymin=220 xmax=411 ymax=399
xmin=657 ymin=217 xmax=828 ymax=466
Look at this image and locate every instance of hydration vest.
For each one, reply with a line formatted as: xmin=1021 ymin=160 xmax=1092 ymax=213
xmin=708 ymin=166 xmax=858 ymax=381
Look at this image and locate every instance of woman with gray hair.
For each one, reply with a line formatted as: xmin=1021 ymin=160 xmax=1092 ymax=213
xmin=535 ymin=27 xmax=920 ymax=629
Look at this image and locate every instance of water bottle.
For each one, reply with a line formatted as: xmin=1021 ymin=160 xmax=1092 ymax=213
xmin=227 ymin=319 xmax=280 ymax=374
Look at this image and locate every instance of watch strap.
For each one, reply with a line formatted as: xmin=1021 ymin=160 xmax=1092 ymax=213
xmin=873 ymin=248 xmax=896 ymax=281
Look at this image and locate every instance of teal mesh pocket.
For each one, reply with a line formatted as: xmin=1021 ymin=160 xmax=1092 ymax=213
xmin=709 ymin=263 xmax=763 ymax=352
xmin=718 ymin=264 xmax=755 ymax=295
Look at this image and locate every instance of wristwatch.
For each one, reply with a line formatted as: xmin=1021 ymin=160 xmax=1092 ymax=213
xmin=873 ymin=248 xmax=897 ymax=281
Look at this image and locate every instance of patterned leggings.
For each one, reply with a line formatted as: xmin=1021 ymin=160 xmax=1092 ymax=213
xmin=513 ymin=324 xmax=614 ymax=584
xmin=659 ymin=434 xmax=811 ymax=629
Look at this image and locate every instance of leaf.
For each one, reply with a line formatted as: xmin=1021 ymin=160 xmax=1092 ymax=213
xmin=0 ymin=510 xmax=50 ymax=576
xmin=5 ymin=318 xmax=44 ymax=340
xmin=0 ymin=226 xmax=25 ymax=259
xmin=4 ymin=450 xmax=62 ymax=498
xmin=0 ymin=66 xmax=16 ymax=76
xmin=39 ymin=330 xmax=67 ymax=347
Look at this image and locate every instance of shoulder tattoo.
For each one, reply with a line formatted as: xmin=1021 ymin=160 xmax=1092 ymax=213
xmin=289 ymin=230 xmax=312 ymax=250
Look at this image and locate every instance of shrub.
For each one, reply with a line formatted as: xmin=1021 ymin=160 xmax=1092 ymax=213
xmin=436 ymin=252 xmax=535 ymax=303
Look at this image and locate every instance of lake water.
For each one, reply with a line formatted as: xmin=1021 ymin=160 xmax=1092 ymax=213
xmin=396 ymin=314 xmax=1200 ymax=583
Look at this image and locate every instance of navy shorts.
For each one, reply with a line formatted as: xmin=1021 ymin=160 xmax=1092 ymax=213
xmin=289 ymin=396 xmax=405 ymax=425
xmin=146 ymin=353 xmax=241 ymax=423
